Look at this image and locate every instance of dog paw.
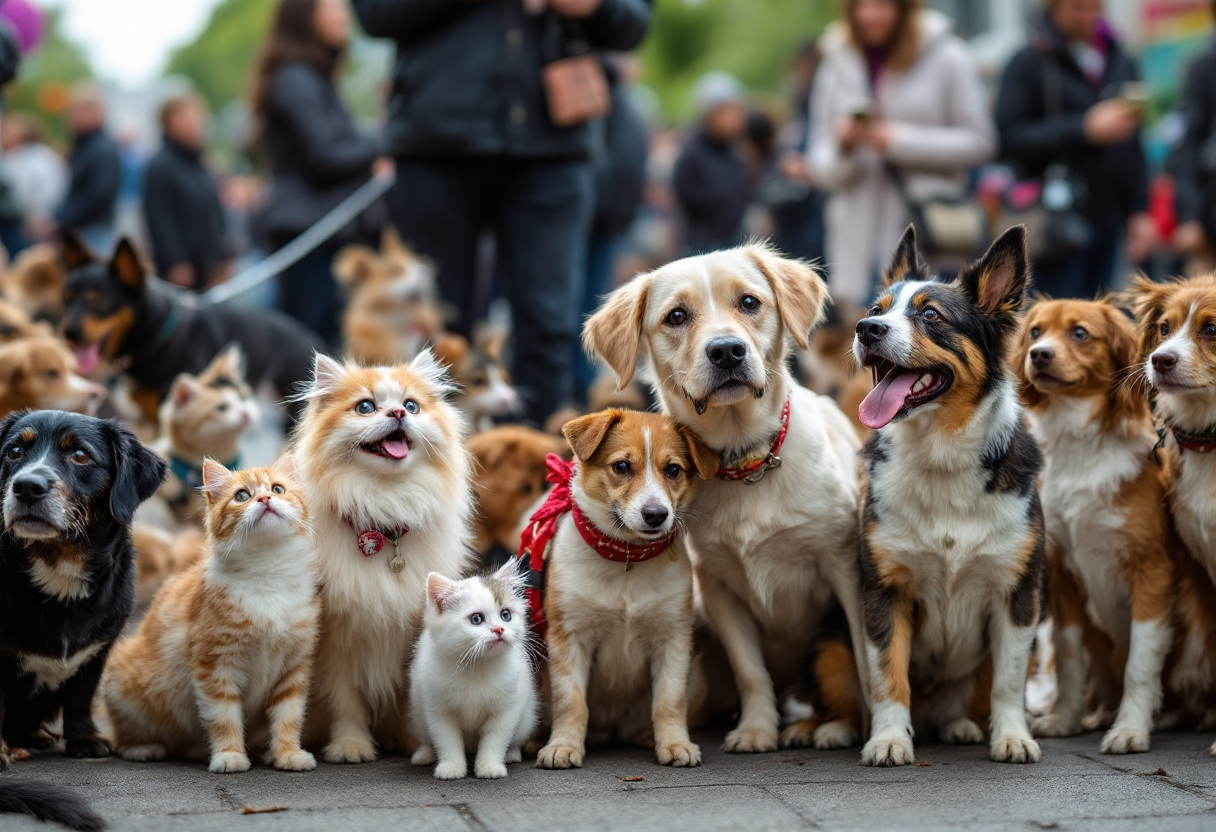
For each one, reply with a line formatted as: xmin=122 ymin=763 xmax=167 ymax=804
xmin=65 ymin=735 xmax=114 ymax=759
xmin=722 ymin=724 xmax=778 ymax=754
xmin=505 ymin=745 xmax=522 ymax=764
xmin=990 ymin=734 xmax=1041 ymax=764
xmin=274 ymin=750 xmax=316 ymax=771
xmin=535 ymin=743 xmax=584 ymax=770
xmin=474 ymin=759 xmax=508 ymax=779
xmin=861 ymin=734 xmax=915 ymax=767
xmin=322 ymin=737 xmax=378 ymax=764
xmin=813 ymin=720 xmax=860 ymax=750
xmin=1100 ymin=726 xmax=1149 ymax=755
xmin=411 ymin=745 xmax=437 ymax=766
xmin=121 ymin=743 xmax=168 ymax=762
xmin=433 ymin=760 xmax=467 ymax=780
xmin=209 ymin=751 xmax=251 ymax=773
xmin=12 ymin=728 xmax=59 ymax=750
xmin=779 ymin=720 xmax=816 ymax=749
xmin=656 ymin=739 xmax=701 ymax=767
xmin=941 ymin=717 xmax=985 ymax=745
xmin=1209 ymin=738 xmax=1216 ymax=758
xmin=1031 ymin=712 xmax=1083 ymax=738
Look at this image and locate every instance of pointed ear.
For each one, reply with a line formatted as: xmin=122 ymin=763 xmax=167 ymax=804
xmin=383 ymin=225 xmax=407 ymax=257
xmin=201 ymin=458 xmax=230 ymax=503
xmin=59 ymin=228 xmax=94 ymax=271
xmin=960 ymin=226 xmax=1028 ymax=315
xmin=430 ymin=333 xmax=469 ymax=374
xmin=310 ymin=352 xmax=345 ymax=398
xmin=883 ymin=225 xmax=923 ymax=288
xmin=562 ymin=409 xmax=622 ymax=462
xmin=427 ymin=571 xmax=455 ymax=613
xmin=410 ymin=347 xmax=457 ymax=396
xmin=678 ymin=424 xmax=720 ymax=479
xmin=170 ymin=374 xmax=198 ymax=409
xmin=332 ymin=245 xmax=378 ymax=286
xmin=1011 ymin=311 xmax=1044 ymax=410
xmin=214 ymin=343 xmax=245 ymax=378
xmin=273 ymin=452 xmax=297 ymax=483
xmin=583 ymin=274 xmax=650 ymax=391
xmin=492 ymin=556 xmax=526 ymax=597
xmin=1121 ymin=272 xmax=1171 ymax=360
xmin=747 ymin=245 xmax=827 ymax=350
xmin=110 ymin=237 xmax=147 ymax=291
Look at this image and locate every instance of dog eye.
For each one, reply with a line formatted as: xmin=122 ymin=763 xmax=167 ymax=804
xmin=404 ymin=399 xmax=419 ymax=414
xmin=1160 ymin=322 xmax=1171 ymax=337
xmin=1029 ymin=326 xmax=1040 ymax=339
xmin=1203 ymin=323 xmax=1216 ymax=338
xmin=868 ymin=305 xmax=881 ymax=316
xmin=234 ymin=489 xmax=251 ymax=503
xmin=6 ymin=444 xmax=21 ymax=460
xmin=613 ymin=460 xmax=631 ymax=475
xmin=500 ymin=609 xmax=512 ymax=622
xmin=922 ymin=306 xmax=939 ymax=321
xmin=1071 ymin=327 xmax=1088 ymax=342
xmin=521 ymin=482 xmax=533 ymax=494
xmin=739 ymin=295 xmax=761 ymax=313
xmin=355 ymin=399 xmax=376 ymax=415
xmin=70 ymin=448 xmax=90 ymax=465
xmin=665 ymin=308 xmax=688 ymax=327
xmin=469 ymin=613 xmax=484 ymax=625
xmin=272 ymin=484 xmax=285 ymax=494
xmin=44 ymin=369 xmax=60 ymax=379
xmin=665 ymin=463 xmax=682 ymax=479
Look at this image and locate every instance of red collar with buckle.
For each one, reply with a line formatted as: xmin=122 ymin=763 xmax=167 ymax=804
xmin=714 ymin=396 xmax=790 ymax=483
xmin=1171 ymin=424 xmax=1216 ymax=454
xmin=516 ymin=454 xmax=678 ymax=638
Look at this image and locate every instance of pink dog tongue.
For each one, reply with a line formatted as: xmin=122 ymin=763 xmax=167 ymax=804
xmin=859 ymin=369 xmax=920 ymax=430
xmin=73 ymin=343 xmax=101 ymax=377
xmin=382 ymin=435 xmax=410 ymax=460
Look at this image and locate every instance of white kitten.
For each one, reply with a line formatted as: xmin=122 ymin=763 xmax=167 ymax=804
xmin=409 ymin=562 xmax=537 ymax=779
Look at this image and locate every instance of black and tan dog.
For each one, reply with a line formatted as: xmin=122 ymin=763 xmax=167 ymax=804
xmin=0 ymin=410 xmax=165 ymax=827
xmin=849 ymin=226 xmax=1045 ymax=766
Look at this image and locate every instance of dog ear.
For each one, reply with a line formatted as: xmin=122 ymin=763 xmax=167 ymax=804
xmin=109 ymin=238 xmax=147 ymax=292
xmin=200 ymin=458 xmax=230 ymax=504
xmin=583 ymin=274 xmax=650 ymax=391
xmin=427 ymin=571 xmax=455 ymax=613
xmin=59 ymin=228 xmax=95 ymax=272
xmin=107 ymin=423 xmax=168 ymax=525
xmin=1010 ymin=312 xmax=1044 ymax=411
xmin=883 ymin=226 xmax=923 ymax=288
xmin=562 ymin=409 xmax=622 ymax=462
xmin=1121 ymin=273 xmax=1171 ymax=361
xmin=678 ymin=424 xmax=720 ymax=480
xmin=747 ymin=245 xmax=827 ymax=351
xmin=332 ymin=245 xmax=378 ymax=286
xmin=960 ymin=226 xmax=1028 ymax=315
xmin=1102 ymin=301 xmax=1147 ymax=421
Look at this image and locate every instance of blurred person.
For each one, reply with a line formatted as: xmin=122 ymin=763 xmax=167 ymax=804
xmin=354 ymin=0 xmax=651 ymax=427
xmin=253 ymin=0 xmax=388 ymax=347
xmin=995 ymin=0 xmax=1152 ymax=297
xmin=1171 ymin=3 xmax=1216 ymax=265
xmin=809 ymin=0 xmax=994 ymax=312
xmin=0 ymin=114 xmax=65 ymax=247
xmin=142 ymin=94 xmax=228 ymax=291
xmin=54 ymin=83 xmax=122 ymax=253
xmin=672 ymin=71 xmax=751 ymax=255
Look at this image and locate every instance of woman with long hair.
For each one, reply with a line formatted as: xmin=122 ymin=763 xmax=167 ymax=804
xmin=252 ymin=0 xmax=388 ymax=347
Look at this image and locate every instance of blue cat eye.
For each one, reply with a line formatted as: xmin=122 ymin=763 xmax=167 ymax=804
xmin=355 ymin=399 xmax=376 ymax=415
xmin=272 ymin=484 xmax=285 ymax=494
xmin=234 ymin=489 xmax=251 ymax=503
xmin=469 ymin=613 xmax=484 ymax=625
xmin=500 ymin=609 xmax=511 ymax=622
xmin=404 ymin=399 xmax=420 ymax=414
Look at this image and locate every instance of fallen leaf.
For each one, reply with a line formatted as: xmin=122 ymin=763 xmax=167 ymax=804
xmin=1031 ymin=822 xmax=1058 ymax=830
xmin=241 ymin=806 xmax=289 ymax=815
xmin=1152 ymin=768 xmax=1168 ymax=776
xmin=10 ymin=748 xmax=30 ymax=762
xmin=917 ymin=762 xmax=931 ymax=767
xmin=621 ymin=775 xmax=644 ymax=782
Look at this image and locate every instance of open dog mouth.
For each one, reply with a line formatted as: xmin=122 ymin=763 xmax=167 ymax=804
xmin=859 ymin=358 xmax=952 ymax=430
xmin=361 ymin=428 xmax=412 ymax=460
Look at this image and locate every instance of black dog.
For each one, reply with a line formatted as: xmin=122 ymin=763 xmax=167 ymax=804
xmin=0 ymin=410 xmax=165 ymax=829
xmin=59 ymin=230 xmax=326 ymax=424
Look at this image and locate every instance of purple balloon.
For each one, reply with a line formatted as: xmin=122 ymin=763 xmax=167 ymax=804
xmin=0 ymin=0 xmax=45 ymax=54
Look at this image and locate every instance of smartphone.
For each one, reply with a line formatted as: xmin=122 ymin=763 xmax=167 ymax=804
xmin=1119 ymin=81 xmax=1151 ymax=113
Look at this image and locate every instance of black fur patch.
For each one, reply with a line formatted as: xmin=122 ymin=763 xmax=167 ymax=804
xmin=981 ymin=420 xmax=1044 ymax=496
xmin=1008 ymin=495 xmax=1046 ymax=628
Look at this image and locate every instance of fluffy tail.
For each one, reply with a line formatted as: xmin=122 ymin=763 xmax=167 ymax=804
xmin=0 ymin=778 xmax=104 ymax=830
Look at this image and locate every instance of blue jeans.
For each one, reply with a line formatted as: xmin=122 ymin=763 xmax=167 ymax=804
xmin=1032 ymin=220 xmax=1121 ymax=299
xmin=275 ymin=244 xmax=342 ymax=348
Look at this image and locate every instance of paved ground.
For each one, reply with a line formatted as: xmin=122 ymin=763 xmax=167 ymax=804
xmin=5 ymin=730 xmax=1215 ymax=831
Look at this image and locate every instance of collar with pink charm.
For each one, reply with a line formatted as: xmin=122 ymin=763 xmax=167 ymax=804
xmin=346 ymin=517 xmax=410 ymax=572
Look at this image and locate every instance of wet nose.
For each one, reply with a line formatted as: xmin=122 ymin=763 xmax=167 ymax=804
xmin=1152 ymin=351 xmax=1178 ymax=373
xmin=706 ymin=337 xmax=747 ymax=371
xmin=856 ymin=318 xmax=889 ymax=347
xmin=641 ymin=504 xmax=669 ymax=529
xmin=12 ymin=473 xmax=50 ymax=506
xmin=1030 ymin=345 xmax=1055 ymax=369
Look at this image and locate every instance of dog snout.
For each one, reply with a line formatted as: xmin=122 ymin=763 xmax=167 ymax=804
xmin=856 ymin=318 xmax=889 ymax=347
xmin=12 ymin=472 xmax=51 ymax=506
xmin=706 ymin=337 xmax=747 ymax=371
xmin=641 ymin=503 xmax=669 ymax=529
xmin=1151 ymin=351 xmax=1178 ymax=373
xmin=1030 ymin=344 xmax=1055 ymax=370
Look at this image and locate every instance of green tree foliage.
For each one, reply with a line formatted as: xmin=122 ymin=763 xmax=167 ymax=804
xmin=2 ymin=8 xmax=94 ymax=148
xmin=165 ymin=0 xmax=278 ymax=113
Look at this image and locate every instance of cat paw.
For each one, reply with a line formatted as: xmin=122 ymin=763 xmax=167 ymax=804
xmin=65 ymin=735 xmax=114 ymax=759
xmin=535 ymin=743 xmax=584 ymax=770
xmin=209 ymin=751 xmax=252 ymax=773
xmin=1100 ymin=726 xmax=1149 ymax=755
xmin=433 ymin=760 xmax=467 ymax=780
xmin=474 ymin=759 xmax=508 ymax=779
xmin=656 ymin=740 xmax=701 ymax=768
xmin=940 ymin=717 xmax=985 ymax=745
xmin=990 ymin=734 xmax=1041 ymax=764
xmin=861 ymin=733 xmax=915 ymax=767
xmin=322 ymin=738 xmax=378 ymax=764
xmin=721 ymin=724 xmax=778 ymax=754
xmin=121 ymin=743 xmax=168 ymax=762
xmin=1032 ymin=713 xmax=1082 ymax=738
xmin=505 ymin=745 xmax=522 ymax=764
xmin=411 ymin=745 xmax=437 ymax=766
xmin=779 ymin=720 xmax=816 ymax=749
xmin=274 ymin=750 xmax=317 ymax=771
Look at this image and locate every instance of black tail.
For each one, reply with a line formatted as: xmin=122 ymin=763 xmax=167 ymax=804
xmin=0 ymin=778 xmax=104 ymax=830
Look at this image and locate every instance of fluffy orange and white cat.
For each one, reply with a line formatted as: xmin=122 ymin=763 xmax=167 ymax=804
xmin=102 ymin=456 xmax=321 ymax=773
xmin=293 ymin=351 xmax=473 ymax=763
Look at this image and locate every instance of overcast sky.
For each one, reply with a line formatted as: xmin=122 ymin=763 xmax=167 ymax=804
xmin=46 ymin=0 xmax=223 ymax=88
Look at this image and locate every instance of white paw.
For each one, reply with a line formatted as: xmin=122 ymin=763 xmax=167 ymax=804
xmin=722 ymin=724 xmax=778 ymax=754
xmin=1032 ymin=712 xmax=1083 ymax=738
xmin=861 ymin=733 xmax=915 ymax=767
xmin=1209 ymin=738 xmax=1216 ymax=757
xmin=1100 ymin=726 xmax=1149 ymax=755
xmin=274 ymin=749 xmax=316 ymax=771
xmin=990 ymin=734 xmax=1041 ymax=764
xmin=120 ymin=744 xmax=167 ymax=762
xmin=941 ymin=717 xmax=985 ymax=745
xmin=474 ymin=759 xmax=508 ymax=779
xmin=209 ymin=751 xmax=251 ymax=773
xmin=433 ymin=759 xmax=467 ymax=780
xmin=535 ymin=743 xmax=584 ymax=770
xmin=813 ymin=720 xmax=860 ymax=750
xmin=322 ymin=737 xmax=378 ymax=764
xmin=656 ymin=740 xmax=701 ymax=767
xmin=505 ymin=745 xmax=522 ymax=764
xmin=411 ymin=745 xmax=437 ymax=766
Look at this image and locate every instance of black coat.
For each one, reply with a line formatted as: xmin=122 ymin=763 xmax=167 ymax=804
xmin=672 ymin=131 xmax=750 ymax=255
xmin=591 ymin=71 xmax=648 ymax=237
xmin=994 ymin=14 xmax=1148 ymax=226
xmin=352 ymin=0 xmax=650 ymax=159
xmin=1171 ymin=38 xmax=1216 ymax=247
xmin=142 ymin=137 xmax=226 ymax=289
xmin=55 ymin=129 xmax=121 ymax=231
xmin=258 ymin=60 xmax=381 ymax=249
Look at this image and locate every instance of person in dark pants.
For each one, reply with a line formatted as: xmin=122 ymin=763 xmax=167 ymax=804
xmin=1171 ymin=8 xmax=1216 ymax=263
xmin=253 ymin=0 xmax=387 ymax=347
xmin=353 ymin=0 xmax=651 ymax=428
xmin=55 ymin=84 xmax=122 ymax=253
xmin=142 ymin=94 xmax=227 ymax=291
xmin=994 ymin=0 xmax=1153 ymax=298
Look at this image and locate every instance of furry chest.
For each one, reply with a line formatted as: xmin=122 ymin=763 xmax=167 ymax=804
xmin=1051 ymin=507 xmax=1132 ymax=645
xmin=17 ymin=642 xmax=103 ymax=692
xmin=1173 ymin=456 xmax=1216 ymax=581
xmin=906 ymin=568 xmax=1001 ymax=684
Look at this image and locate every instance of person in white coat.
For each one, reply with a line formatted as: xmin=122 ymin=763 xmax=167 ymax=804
xmin=808 ymin=0 xmax=994 ymax=312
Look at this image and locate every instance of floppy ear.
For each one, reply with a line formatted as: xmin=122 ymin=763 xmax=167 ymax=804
xmin=1102 ymin=301 xmax=1147 ymax=420
xmin=107 ymin=424 xmax=168 ymax=525
xmin=561 ymin=409 xmax=622 ymax=462
xmin=200 ymin=458 xmax=230 ymax=504
xmin=1121 ymin=273 xmax=1171 ymax=361
xmin=427 ymin=571 xmax=455 ymax=613
xmin=1010 ymin=313 xmax=1044 ymax=410
xmin=747 ymin=245 xmax=827 ymax=351
xmin=883 ymin=225 xmax=923 ymax=288
xmin=332 ymin=245 xmax=378 ymax=287
xmin=678 ymin=424 xmax=720 ymax=479
xmin=583 ymin=274 xmax=650 ymax=391
xmin=59 ymin=228 xmax=94 ymax=271
xmin=960 ymin=226 xmax=1028 ymax=315
xmin=109 ymin=238 xmax=147 ymax=292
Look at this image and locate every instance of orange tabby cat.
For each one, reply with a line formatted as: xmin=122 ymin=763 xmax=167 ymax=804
xmin=102 ymin=455 xmax=320 ymax=773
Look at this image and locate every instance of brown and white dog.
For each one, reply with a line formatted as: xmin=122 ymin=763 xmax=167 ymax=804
xmin=1014 ymin=298 xmax=1173 ymax=754
xmin=0 ymin=335 xmax=106 ymax=417
xmin=467 ymin=425 xmax=568 ymax=558
xmin=531 ymin=409 xmax=718 ymax=769
xmin=584 ymin=244 xmax=866 ymax=754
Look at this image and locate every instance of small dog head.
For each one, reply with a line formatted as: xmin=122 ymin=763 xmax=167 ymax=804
xmin=852 ymin=226 xmax=1029 ymax=432
xmin=1126 ymin=273 xmax=1216 ymax=404
xmin=59 ymin=232 xmax=148 ymax=377
xmin=2 ymin=244 xmax=67 ymax=324
xmin=562 ymin=409 xmax=718 ymax=544
xmin=0 ymin=335 xmax=107 ymax=416
xmin=468 ymin=425 xmax=569 ymax=550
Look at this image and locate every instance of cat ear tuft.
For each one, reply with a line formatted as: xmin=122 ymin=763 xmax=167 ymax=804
xmin=409 ymin=347 xmax=458 ymax=396
xmin=309 ymin=353 xmax=344 ymax=398
xmin=427 ymin=571 xmax=455 ymax=613
xmin=492 ymin=557 xmax=526 ymax=597
xmin=170 ymin=374 xmax=197 ymax=409
xmin=200 ymin=458 xmax=230 ymax=503
xmin=273 ymin=452 xmax=297 ymax=482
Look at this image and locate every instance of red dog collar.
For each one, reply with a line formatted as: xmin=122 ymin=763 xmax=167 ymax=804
xmin=715 ymin=396 xmax=790 ymax=483
xmin=1171 ymin=425 xmax=1216 ymax=454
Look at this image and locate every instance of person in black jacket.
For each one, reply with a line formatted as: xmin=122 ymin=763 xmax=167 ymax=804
xmin=253 ymin=0 xmax=388 ymax=347
xmin=142 ymin=94 xmax=227 ymax=291
xmin=353 ymin=0 xmax=650 ymax=428
xmin=1172 ymin=11 xmax=1216 ymax=261
xmin=994 ymin=0 xmax=1155 ymax=298
xmin=54 ymin=84 xmax=121 ymax=253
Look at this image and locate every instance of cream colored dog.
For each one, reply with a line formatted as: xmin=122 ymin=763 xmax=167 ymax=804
xmin=584 ymin=244 xmax=868 ymax=753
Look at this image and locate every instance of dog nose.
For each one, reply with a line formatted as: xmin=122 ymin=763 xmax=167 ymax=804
xmin=12 ymin=473 xmax=50 ymax=506
xmin=1030 ymin=345 xmax=1055 ymax=369
xmin=706 ymin=337 xmax=747 ymax=370
xmin=641 ymin=504 xmax=669 ymax=529
xmin=1152 ymin=351 xmax=1178 ymax=373
xmin=856 ymin=318 xmax=889 ymax=347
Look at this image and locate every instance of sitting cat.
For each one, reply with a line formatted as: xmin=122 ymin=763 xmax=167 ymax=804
xmin=102 ymin=455 xmax=320 ymax=773
xmin=409 ymin=563 xmax=537 ymax=779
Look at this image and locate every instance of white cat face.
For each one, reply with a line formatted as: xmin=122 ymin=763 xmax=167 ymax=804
xmin=425 ymin=563 xmax=529 ymax=659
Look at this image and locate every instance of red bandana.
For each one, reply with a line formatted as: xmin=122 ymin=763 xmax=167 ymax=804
xmin=516 ymin=454 xmax=678 ymax=638
xmin=714 ymin=396 xmax=790 ymax=483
